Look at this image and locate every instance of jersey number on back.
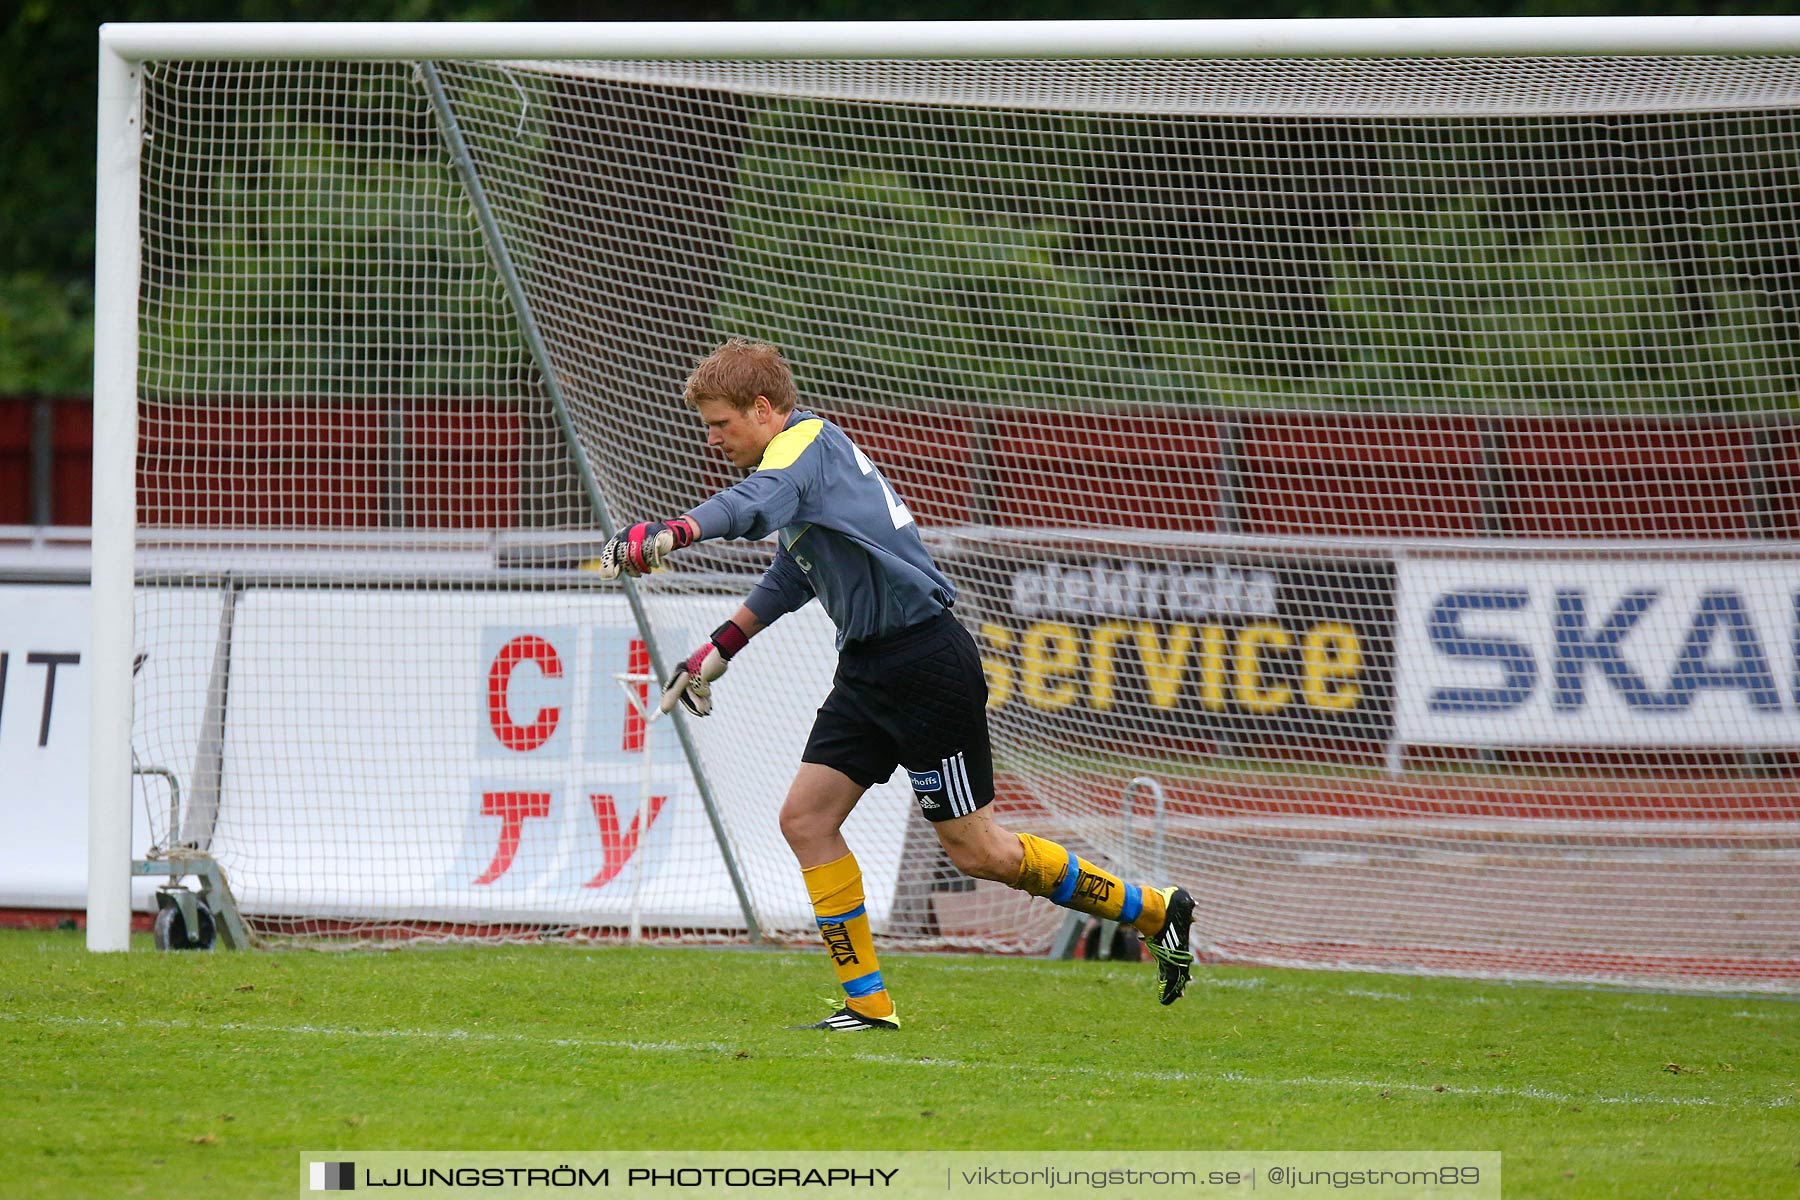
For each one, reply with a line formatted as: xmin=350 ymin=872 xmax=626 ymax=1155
xmin=851 ymin=445 xmax=915 ymax=530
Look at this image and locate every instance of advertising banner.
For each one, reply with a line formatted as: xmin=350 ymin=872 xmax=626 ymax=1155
xmin=953 ymin=549 xmax=1397 ymax=750
xmin=192 ymin=589 xmax=886 ymax=930
xmin=1396 ymin=558 xmax=1800 ymax=747
xmin=0 ymin=584 xmax=166 ymax=909
xmin=1 ymin=584 xmax=904 ymax=929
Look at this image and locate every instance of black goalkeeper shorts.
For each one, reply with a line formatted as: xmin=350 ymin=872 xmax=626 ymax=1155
xmin=802 ymin=610 xmax=995 ymax=823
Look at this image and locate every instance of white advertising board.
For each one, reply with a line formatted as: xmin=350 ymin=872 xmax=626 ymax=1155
xmin=0 ymin=585 xmax=164 ymax=909
xmin=211 ymin=589 xmax=889 ymax=930
xmin=2 ymin=582 xmax=905 ymax=931
xmin=1396 ymin=558 xmax=1800 ymax=747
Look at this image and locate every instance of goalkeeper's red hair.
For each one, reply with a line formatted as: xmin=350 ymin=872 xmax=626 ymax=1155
xmin=683 ymin=338 xmax=797 ymax=415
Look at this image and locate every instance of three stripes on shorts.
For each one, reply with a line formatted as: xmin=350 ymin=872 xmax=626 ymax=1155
xmin=935 ymin=750 xmax=977 ymax=817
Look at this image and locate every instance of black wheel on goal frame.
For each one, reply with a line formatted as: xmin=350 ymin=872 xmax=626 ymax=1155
xmin=152 ymin=895 xmax=217 ymax=951
xmin=1080 ymin=919 xmax=1146 ymax=962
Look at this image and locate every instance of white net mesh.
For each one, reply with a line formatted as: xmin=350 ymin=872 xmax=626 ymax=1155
xmin=128 ymin=54 xmax=1800 ymax=989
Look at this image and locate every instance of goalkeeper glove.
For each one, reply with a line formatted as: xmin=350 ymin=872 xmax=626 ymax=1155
xmin=659 ymin=620 xmax=751 ymax=718
xmin=596 ymin=519 xmax=695 ymax=579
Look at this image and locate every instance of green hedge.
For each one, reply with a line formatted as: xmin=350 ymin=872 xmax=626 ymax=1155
xmin=716 ymin=101 xmax=1800 ymax=414
xmin=138 ymin=104 xmax=533 ymax=402
xmin=0 ymin=272 xmax=93 ymax=395
xmin=36 ymin=88 xmax=1799 ymax=416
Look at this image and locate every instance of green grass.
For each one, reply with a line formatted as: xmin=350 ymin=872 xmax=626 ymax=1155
xmin=6 ymin=929 xmax=1796 ymax=1199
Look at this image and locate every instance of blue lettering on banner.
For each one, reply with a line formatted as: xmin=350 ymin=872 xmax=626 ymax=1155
xmin=1427 ymin=589 xmax=1537 ymax=712
xmin=1662 ymin=590 xmax=1780 ymax=712
xmin=1553 ymin=588 xmax=1660 ymax=711
xmin=1552 ymin=588 xmax=1779 ymax=713
xmin=908 ymin=769 xmax=943 ymax=792
xmin=1429 ymin=584 xmax=1794 ymax=718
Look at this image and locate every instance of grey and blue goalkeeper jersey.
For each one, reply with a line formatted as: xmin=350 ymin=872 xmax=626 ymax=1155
xmin=686 ymin=410 xmax=955 ymax=647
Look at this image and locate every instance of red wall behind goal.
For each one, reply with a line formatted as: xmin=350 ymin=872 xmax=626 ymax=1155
xmin=3 ymin=396 xmax=1798 ymax=538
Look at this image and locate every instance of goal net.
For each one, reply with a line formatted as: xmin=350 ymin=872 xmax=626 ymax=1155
xmin=98 ymin=23 xmax=1800 ymax=991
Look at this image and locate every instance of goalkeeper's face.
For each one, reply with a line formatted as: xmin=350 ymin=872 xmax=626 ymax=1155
xmin=696 ymin=396 xmax=784 ymax=469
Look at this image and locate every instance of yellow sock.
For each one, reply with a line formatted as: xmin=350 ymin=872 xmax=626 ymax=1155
xmin=801 ymin=852 xmax=893 ymax=1020
xmin=1013 ymin=832 xmax=1167 ymax=936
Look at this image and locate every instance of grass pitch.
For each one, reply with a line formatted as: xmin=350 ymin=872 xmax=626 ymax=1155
xmin=5 ymin=929 xmax=1796 ymax=1199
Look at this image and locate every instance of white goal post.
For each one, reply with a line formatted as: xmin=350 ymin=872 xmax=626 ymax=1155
xmin=91 ymin=19 xmax=1800 ymax=993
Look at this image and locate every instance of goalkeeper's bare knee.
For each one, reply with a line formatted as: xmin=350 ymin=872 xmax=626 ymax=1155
xmin=933 ymin=813 xmax=1024 ymax=883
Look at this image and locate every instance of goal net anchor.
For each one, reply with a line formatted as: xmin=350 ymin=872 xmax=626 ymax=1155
xmin=131 ymin=754 xmax=249 ymax=951
xmin=128 ymin=609 xmax=250 ymax=952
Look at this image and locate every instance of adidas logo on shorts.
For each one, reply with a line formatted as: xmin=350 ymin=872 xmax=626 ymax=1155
xmin=908 ymin=756 xmax=978 ymax=818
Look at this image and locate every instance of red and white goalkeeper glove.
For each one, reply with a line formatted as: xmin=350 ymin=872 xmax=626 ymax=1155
xmin=596 ymin=519 xmax=695 ymax=579
xmin=659 ymin=620 xmax=751 ymax=718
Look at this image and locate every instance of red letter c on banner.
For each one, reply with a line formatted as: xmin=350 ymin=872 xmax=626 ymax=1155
xmin=487 ymin=634 xmax=563 ymax=752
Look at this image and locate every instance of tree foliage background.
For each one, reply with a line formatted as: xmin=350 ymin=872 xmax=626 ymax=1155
xmin=3 ymin=0 xmax=1795 ymax=396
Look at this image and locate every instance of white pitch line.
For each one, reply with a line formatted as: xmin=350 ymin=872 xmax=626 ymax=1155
xmin=842 ymin=1051 xmax=1793 ymax=1111
xmin=5 ymin=1012 xmax=736 ymax=1056
xmin=10 ymin=1012 xmax=1794 ymax=1112
xmin=958 ymin=963 xmax=1800 ymax=1012
xmin=782 ymin=966 xmax=1771 ymax=1021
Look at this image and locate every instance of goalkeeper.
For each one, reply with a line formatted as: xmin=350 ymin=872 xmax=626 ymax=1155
xmin=601 ymin=339 xmax=1193 ymax=1031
